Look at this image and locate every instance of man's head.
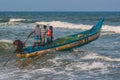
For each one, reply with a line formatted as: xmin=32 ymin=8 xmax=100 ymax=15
xmin=50 ymin=26 xmax=53 ymax=29
xmin=36 ymin=24 xmax=40 ymax=27
xmin=13 ymin=40 xmax=24 ymax=53
xmin=43 ymin=25 xmax=47 ymax=29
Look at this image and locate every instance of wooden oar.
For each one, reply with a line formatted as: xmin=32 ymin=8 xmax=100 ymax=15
xmin=3 ymin=52 xmax=15 ymax=66
xmin=23 ymin=37 xmax=29 ymax=46
xmin=3 ymin=37 xmax=29 ymax=67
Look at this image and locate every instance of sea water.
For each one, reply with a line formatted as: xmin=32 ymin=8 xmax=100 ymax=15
xmin=0 ymin=12 xmax=120 ymax=80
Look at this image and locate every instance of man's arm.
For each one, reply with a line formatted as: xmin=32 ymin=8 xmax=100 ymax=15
xmin=28 ymin=31 xmax=35 ymax=38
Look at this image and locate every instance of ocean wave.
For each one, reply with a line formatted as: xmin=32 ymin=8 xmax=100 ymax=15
xmin=102 ymin=25 xmax=120 ymax=33
xmin=0 ymin=68 xmax=55 ymax=80
xmin=0 ymin=18 xmax=29 ymax=26
xmin=9 ymin=18 xmax=26 ymax=22
xmin=0 ymin=39 xmax=13 ymax=50
xmin=36 ymin=21 xmax=92 ymax=29
xmin=36 ymin=21 xmax=120 ymax=33
xmin=0 ymin=41 xmax=13 ymax=55
xmin=0 ymin=39 xmax=13 ymax=43
xmin=0 ymin=18 xmax=27 ymax=23
xmin=66 ymin=61 xmax=108 ymax=70
xmin=0 ymin=21 xmax=120 ymax=33
xmin=0 ymin=18 xmax=9 ymax=23
xmin=81 ymin=53 xmax=120 ymax=62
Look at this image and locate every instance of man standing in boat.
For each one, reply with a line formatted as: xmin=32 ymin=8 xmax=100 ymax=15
xmin=41 ymin=25 xmax=47 ymax=46
xmin=28 ymin=24 xmax=41 ymax=49
xmin=47 ymin=26 xmax=53 ymax=44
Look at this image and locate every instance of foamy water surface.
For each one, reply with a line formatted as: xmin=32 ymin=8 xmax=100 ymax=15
xmin=0 ymin=12 xmax=120 ymax=80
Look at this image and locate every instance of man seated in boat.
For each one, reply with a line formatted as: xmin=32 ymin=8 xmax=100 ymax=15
xmin=28 ymin=24 xmax=41 ymax=49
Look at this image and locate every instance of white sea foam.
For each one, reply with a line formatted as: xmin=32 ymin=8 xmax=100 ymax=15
xmin=102 ymin=25 xmax=120 ymax=33
xmin=49 ymin=57 xmax=62 ymax=66
xmin=9 ymin=18 xmax=26 ymax=22
xmin=64 ymin=53 xmax=120 ymax=74
xmin=82 ymin=53 xmax=120 ymax=62
xmin=36 ymin=21 xmax=120 ymax=33
xmin=0 ymin=68 xmax=56 ymax=80
xmin=0 ymin=69 xmax=20 ymax=80
xmin=65 ymin=61 xmax=109 ymax=73
xmin=36 ymin=21 xmax=92 ymax=30
xmin=0 ymin=21 xmax=120 ymax=33
xmin=6 ymin=18 xmax=26 ymax=26
xmin=0 ymin=39 xmax=13 ymax=43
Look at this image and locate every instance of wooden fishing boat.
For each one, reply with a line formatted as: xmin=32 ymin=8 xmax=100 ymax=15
xmin=15 ymin=18 xmax=104 ymax=59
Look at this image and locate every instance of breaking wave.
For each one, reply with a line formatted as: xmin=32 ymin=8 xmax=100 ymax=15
xmin=81 ymin=53 xmax=120 ymax=62
xmin=9 ymin=18 xmax=26 ymax=22
xmin=0 ymin=18 xmax=29 ymax=26
xmin=0 ymin=40 xmax=13 ymax=54
xmin=0 ymin=39 xmax=13 ymax=43
xmin=0 ymin=21 xmax=120 ymax=33
xmin=0 ymin=18 xmax=27 ymax=23
xmin=36 ymin=21 xmax=120 ymax=33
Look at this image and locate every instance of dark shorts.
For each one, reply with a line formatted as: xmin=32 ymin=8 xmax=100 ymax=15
xmin=34 ymin=35 xmax=41 ymax=42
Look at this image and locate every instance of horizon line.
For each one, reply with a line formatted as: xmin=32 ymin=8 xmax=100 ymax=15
xmin=0 ymin=10 xmax=120 ymax=12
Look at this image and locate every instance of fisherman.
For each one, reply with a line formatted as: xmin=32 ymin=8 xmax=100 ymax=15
xmin=47 ymin=26 xmax=53 ymax=44
xmin=50 ymin=26 xmax=53 ymax=42
xmin=27 ymin=24 xmax=41 ymax=49
xmin=13 ymin=39 xmax=24 ymax=53
xmin=41 ymin=25 xmax=47 ymax=46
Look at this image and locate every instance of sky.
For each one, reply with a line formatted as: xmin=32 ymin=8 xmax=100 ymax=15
xmin=0 ymin=0 xmax=119 ymax=11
